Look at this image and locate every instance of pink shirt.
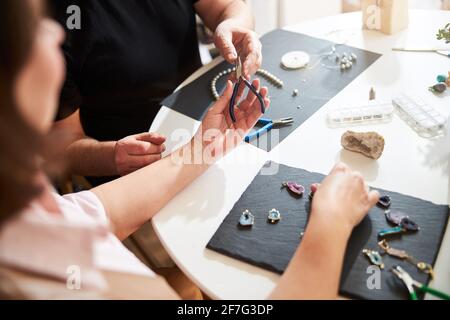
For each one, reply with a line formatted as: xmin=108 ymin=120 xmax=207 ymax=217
xmin=0 ymin=191 xmax=155 ymax=290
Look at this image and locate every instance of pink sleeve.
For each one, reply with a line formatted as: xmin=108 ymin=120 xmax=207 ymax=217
xmin=58 ymin=191 xmax=108 ymax=225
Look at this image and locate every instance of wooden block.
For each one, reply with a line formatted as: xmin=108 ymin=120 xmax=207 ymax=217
xmin=362 ymin=0 xmax=409 ymax=35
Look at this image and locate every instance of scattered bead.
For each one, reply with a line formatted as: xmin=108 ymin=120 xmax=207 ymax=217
xmin=437 ymin=74 xmax=447 ymax=83
xmin=292 ymin=89 xmax=299 ymax=97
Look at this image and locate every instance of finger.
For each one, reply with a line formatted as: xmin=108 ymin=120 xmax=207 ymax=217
xmin=242 ymin=37 xmax=262 ymax=78
xmin=243 ymin=51 xmax=262 ymax=79
xmin=368 ymin=190 xmax=380 ymax=208
xmin=241 ymin=84 xmax=266 ymax=113
xmin=245 ymin=79 xmax=261 ymax=105
xmin=128 ymin=154 xmax=162 ymax=168
xmin=310 ymin=183 xmax=321 ymax=193
xmin=235 ymin=80 xmax=247 ymax=103
xmin=209 ymin=80 xmax=234 ymax=115
xmin=215 ymin=29 xmax=238 ymax=63
xmin=331 ymin=162 xmax=350 ymax=175
xmin=239 ymin=80 xmax=261 ymax=113
xmin=135 ymin=132 xmax=166 ymax=145
xmin=242 ymin=86 xmax=267 ymax=115
xmin=126 ymin=141 xmax=166 ymax=155
xmin=245 ymin=96 xmax=270 ymax=129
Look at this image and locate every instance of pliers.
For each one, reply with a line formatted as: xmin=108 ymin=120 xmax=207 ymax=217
xmin=245 ymin=117 xmax=294 ymax=143
xmin=391 ymin=265 xmax=450 ymax=300
xmin=229 ymin=57 xmax=266 ymax=122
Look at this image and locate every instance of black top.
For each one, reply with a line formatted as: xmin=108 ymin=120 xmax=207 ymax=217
xmin=52 ymin=0 xmax=201 ymax=141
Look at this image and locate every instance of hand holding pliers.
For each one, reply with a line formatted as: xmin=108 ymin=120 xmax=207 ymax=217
xmin=229 ymin=57 xmax=266 ymax=122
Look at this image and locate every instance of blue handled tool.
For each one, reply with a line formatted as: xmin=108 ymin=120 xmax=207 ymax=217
xmin=245 ymin=117 xmax=294 ymax=143
xmin=229 ymin=57 xmax=266 ymax=122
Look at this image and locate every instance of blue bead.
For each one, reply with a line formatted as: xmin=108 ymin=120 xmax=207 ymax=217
xmin=437 ymin=74 xmax=447 ymax=83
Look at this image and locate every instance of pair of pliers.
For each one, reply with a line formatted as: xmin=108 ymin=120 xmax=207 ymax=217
xmin=244 ymin=117 xmax=294 ymax=143
xmin=229 ymin=57 xmax=266 ymax=122
xmin=391 ymin=266 xmax=450 ymax=300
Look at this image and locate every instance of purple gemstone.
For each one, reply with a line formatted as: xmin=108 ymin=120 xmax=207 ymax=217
xmin=400 ymin=217 xmax=420 ymax=231
xmin=385 ymin=210 xmax=407 ymax=226
xmin=377 ymin=195 xmax=391 ymax=208
xmin=282 ymin=182 xmax=305 ymax=196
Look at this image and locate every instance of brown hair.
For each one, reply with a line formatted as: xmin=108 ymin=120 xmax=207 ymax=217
xmin=0 ymin=0 xmax=44 ymax=224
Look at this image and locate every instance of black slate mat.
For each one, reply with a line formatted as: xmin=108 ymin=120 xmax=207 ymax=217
xmin=162 ymin=30 xmax=381 ymax=150
xmin=207 ymin=162 xmax=449 ymax=300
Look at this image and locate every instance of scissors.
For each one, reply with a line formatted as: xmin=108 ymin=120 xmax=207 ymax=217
xmin=245 ymin=117 xmax=294 ymax=143
xmin=229 ymin=57 xmax=266 ymax=122
xmin=391 ymin=265 xmax=450 ymax=300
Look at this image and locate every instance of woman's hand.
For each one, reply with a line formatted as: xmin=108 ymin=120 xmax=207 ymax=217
xmin=193 ymin=79 xmax=269 ymax=160
xmin=310 ymin=163 xmax=380 ymax=233
xmin=114 ymin=132 xmax=166 ymax=176
xmin=214 ymin=20 xmax=262 ymax=79
xmin=270 ymin=163 xmax=379 ymax=300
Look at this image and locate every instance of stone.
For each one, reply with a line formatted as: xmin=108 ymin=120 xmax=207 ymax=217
xmin=377 ymin=195 xmax=391 ymax=208
xmin=239 ymin=210 xmax=255 ymax=227
xmin=341 ymin=131 xmax=385 ymax=159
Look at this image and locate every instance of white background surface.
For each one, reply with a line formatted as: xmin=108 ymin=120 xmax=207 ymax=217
xmin=150 ymin=10 xmax=450 ymax=299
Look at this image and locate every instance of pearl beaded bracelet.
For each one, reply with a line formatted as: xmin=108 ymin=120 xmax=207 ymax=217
xmin=210 ymin=68 xmax=284 ymax=101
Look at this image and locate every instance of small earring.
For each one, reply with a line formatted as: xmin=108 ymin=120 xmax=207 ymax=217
xmin=239 ymin=209 xmax=255 ymax=227
xmin=267 ymin=208 xmax=281 ymax=224
xmin=362 ymin=249 xmax=385 ymax=269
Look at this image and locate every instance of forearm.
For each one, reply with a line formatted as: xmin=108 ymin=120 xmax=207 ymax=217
xmin=92 ymin=139 xmax=209 ymax=240
xmin=65 ymin=138 xmax=117 ymax=177
xmin=269 ymin=214 xmax=352 ymax=300
xmin=197 ymin=0 xmax=254 ymax=31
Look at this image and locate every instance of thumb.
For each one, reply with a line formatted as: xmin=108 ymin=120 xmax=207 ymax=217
xmin=215 ymin=28 xmax=237 ymax=63
xmin=209 ymin=80 xmax=233 ymax=115
xmin=133 ymin=132 xmax=166 ymax=144
xmin=368 ymin=190 xmax=380 ymax=208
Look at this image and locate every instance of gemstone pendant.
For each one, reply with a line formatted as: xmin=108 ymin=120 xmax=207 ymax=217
xmin=267 ymin=209 xmax=281 ymax=224
xmin=385 ymin=210 xmax=407 ymax=226
xmin=378 ymin=226 xmax=405 ymax=238
xmin=400 ymin=217 xmax=420 ymax=231
xmin=377 ymin=195 xmax=391 ymax=208
xmin=417 ymin=262 xmax=434 ymax=279
xmin=239 ymin=209 xmax=255 ymax=227
xmin=282 ymin=182 xmax=305 ymax=197
xmin=362 ymin=249 xmax=385 ymax=269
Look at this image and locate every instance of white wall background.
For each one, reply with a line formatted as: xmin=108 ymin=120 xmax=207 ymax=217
xmin=246 ymin=0 xmax=447 ymax=36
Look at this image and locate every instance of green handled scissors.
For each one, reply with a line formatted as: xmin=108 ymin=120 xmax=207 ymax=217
xmin=391 ymin=265 xmax=450 ymax=300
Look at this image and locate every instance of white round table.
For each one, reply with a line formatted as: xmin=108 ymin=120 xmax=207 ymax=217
xmin=150 ymin=10 xmax=450 ymax=299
